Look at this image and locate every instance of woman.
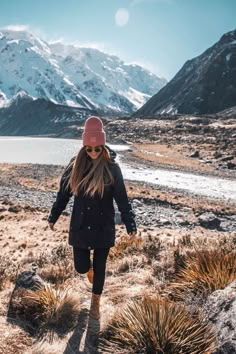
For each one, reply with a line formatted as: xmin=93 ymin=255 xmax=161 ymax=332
xmin=48 ymin=116 xmax=137 ymax=320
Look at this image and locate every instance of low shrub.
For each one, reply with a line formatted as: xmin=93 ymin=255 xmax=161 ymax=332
xmin=10 ymin=284 xmax=81 ymax=340
xmin=109 ymin=234 xmax=143 ymax=260
xmin=169 ymin=248 xmax=236 ymax=302
xmin=100 ymin=295 xmax=216 ymax=354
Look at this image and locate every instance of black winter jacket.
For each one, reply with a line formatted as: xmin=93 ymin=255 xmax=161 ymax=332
xmin=48 ymin=149 xmax=137 ymax=249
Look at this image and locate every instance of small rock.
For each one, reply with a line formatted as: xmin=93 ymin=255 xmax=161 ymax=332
xmin=220 ymin=155 xmax=234 ymax=162
xmin=198 ymin=212 xmax=221 ymax=230
xmin=227 ymin=162 xmax=236 ymax=170
xmin=8 ymin=205 xmax=22 ymax=213
xmin=178 ymin=219 xmax=190 ymax=226
xmin=133 ymin=199 xmax=143 ymax=205
xmin=214 ymin=151 xmax=223 ymax=159
xmin=190 ymin=150 xmax=200 ymax=158
xmin=158 ymin=218 xmax=171 ymax=226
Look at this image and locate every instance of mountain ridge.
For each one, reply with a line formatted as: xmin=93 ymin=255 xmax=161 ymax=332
xmin=0 ymin=28 xmax=166 ymax=115
xmin=135 ymin=29 xmax=236 ymax=116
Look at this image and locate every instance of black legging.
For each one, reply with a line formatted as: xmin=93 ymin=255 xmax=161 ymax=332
xmin=73 ymin=247 xmax=110 ymax=295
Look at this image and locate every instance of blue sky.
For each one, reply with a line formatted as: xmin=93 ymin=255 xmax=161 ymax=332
xmin=0 ymin=0 xmax=235 ymax=80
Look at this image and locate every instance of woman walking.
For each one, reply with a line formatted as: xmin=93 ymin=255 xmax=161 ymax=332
xmin=48 ymin=116 xmax=137 ymax=320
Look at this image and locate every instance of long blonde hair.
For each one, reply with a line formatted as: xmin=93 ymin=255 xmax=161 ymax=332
xmin=67 ymin=146 xmax=114 ymax=197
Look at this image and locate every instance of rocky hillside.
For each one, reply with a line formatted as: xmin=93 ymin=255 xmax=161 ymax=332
xmin=135 ymin=29 xmax=236 ymax=116
xmin=0 ymin=93 xmax=98 ymax=135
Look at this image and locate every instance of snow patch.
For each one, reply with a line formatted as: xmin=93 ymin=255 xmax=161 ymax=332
xmin=160 ymin=105 xmax=178 ymax=115
xmin=7 ymin=39 xmax=19 ymax=45
xmin=125 ymin=87 xmax=150 ymax=107
xmin=63 ymin=77 xmax=75 ymax=86
xmin=0 ymin=90 xmax=8 ymax=107
xmin=65 ymin=100 xmax=83 ymax=108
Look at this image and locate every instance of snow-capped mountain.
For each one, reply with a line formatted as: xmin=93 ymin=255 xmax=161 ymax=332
xmin=135 ymin=29 xmax=236 ymax=116
xmin=0 ymin=29 xmax=166 ymax=114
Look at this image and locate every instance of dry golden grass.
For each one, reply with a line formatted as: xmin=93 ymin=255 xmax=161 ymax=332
xmin=24 ymin=243 xmax=73 ymax=268
xmin=133 ymin=143 xmax=215 ymax=171
xmin=109 ymin=234 xmax=143 ymax=260
xmin=10 ymin=284 xmax=81 ymax=340
xmin=21 ymin=243 xmax=76 ymax=285
xmin=169 ymin=248 xmax=236 ymax=302
xmin=142 ymin=234 xmax=163 ymax=262
xmin=0 ymin=327 xmax=32 ymax=354
xmin=38 ymin=263 xmax=75 ymax=285
xmin=100 ymin=295 xmax=216 ymax=354
xmin=115 ymin=254 xmax=147 ymax=274
xmin=0 ymin=256 xmax=18 ymax=290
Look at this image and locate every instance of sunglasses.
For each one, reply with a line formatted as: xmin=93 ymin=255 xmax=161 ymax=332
xmin=85 ymin=146 xmax=102 ymax=153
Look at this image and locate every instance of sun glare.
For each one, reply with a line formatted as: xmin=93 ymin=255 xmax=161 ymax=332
xmin=115 ymin=8 xmax=130 ymax=27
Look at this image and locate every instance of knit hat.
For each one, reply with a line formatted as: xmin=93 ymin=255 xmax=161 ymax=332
xmin=82 ymin=116 xmax=106 ymax=146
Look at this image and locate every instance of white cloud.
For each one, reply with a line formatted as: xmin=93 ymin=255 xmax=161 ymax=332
xmin=0 ymin=24 xmax=48 ymax=41
xmin=48 ymin=38 xmax=67 ymax=45
xmin=49 ymin=38 xmax=108 ymax=52
xmin=73 ymin=41 xmax=107 ymax=51
xmin=48 ymin=38 xmax=122 ymax=59
xmin=115 ymin=8 xmax=130 ymax=27
xmin=0 ymin=24 xmax=30 ymax=31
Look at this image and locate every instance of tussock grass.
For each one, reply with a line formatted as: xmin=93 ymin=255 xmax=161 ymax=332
xmin=10 ymin=284 xmax=81 ymax=340
xmin=22 ymin=244 xmax=75 ymax=284
xmin=23 ymin=243 xmax=73 ymax=269
xmin=169 ymin=248 xmax=236 ymax=302
xmin=100 ymin=295 xmax=216 ymax=354
xmin=109 ymin=234 xmax=143 ymax=260
xmin=38 ymin=263 xmax=75 ymax=285
xmin=142 ymin=234 xmax=163 ymax=262
xmin=116 ymin=255 xmax=146 ymax=274
xmin=0 ymin=256 xmax=17 ymax=290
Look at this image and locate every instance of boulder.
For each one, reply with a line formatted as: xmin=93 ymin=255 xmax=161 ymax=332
xmin=7 ymin=270 xmax=46 ymax=325
xmin=204 ymin=280 xmax=236 ymax=353
xmin=15 ymin=270 xmax=45 ymax=290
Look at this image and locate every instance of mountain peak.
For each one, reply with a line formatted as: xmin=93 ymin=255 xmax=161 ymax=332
xmin=0 ymin=30 xmax=166 ymax=114
xmin=0 ymin=27 xmax=51 ymax=55
xmin=219 ymin=28 xmax=236 ymax=45
xmin=135 ymin=29 xmax=236 ymax=116
xmin=1 ymin=27 xmax=37 ymax=43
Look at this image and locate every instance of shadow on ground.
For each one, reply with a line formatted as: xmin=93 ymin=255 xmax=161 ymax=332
xmin=64 ymin=310 xmax=101 ymax=354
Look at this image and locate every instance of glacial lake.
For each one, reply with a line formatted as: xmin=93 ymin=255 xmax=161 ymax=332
xmin=0 ymin=136 xmax=236 ymax=204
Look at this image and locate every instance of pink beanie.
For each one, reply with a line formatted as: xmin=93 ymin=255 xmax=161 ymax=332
xmin=82 ymin=116 xmax=106 ymax=146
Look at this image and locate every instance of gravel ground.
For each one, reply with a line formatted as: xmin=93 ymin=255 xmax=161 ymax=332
xmin=1 ymin=184 xmax=235 ymax=232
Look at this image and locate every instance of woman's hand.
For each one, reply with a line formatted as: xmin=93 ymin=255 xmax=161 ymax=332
xmin=128 ymin=231 xmax=142 ymax=245
xmin=129 ymin=231 xmax=137 ymax=239
xmin=48 ymin=222 xmax=55 ymax=231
